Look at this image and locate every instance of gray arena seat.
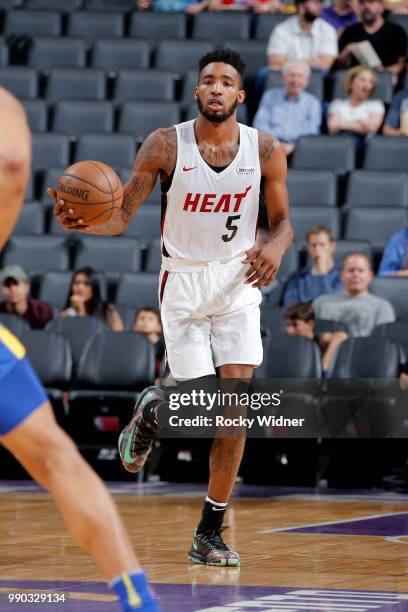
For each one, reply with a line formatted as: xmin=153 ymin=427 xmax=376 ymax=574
xmin=74 ymin=236 xmax=142 ymax=279
xmin=26 ymin=0 xmax=83 ymax=9
xmin=345 ymin=171 xmax=408 ymax=208
xmin=292 ymin=136 xmax=355 ymax=172
xmin=4 ymin=10 xmax=61 ymax=35
xmin=25 ymin=175 xmax=34 ymax=201
xmin=370 ymin=277 xmax=408 ymax=321
xmin=259 ymin=304 xmax=286 ymax=335
xmin=287 ymin=170 xmax=336 ymax=206
xmin=276 ymin=242 xmax=299 ymax=281
xmin=155 ymin=40 xmax=213 ymax=75
xmin=0 ymin=67 xmax=38 ymax=98
xmin=85 ymin=0 xmax=133 ymax=10
xmin=256 ymin=334 xmax=322 ymax=378
xmin=46 ymin=316 xmax=107 ymax=366
xmin=372 ymin=321 xmax=408 ymax=358
xmin=129 ymin=12 xmax=186 ymax=43
xmin=364 ymin=137 xmax=408 ymax=172
xmin=344 ymin=207 xmax=408 ymax=250
xmin=114 ymin=69 xmax=175 ymax=103
xmin=330 ymin=337 xmax=400 ymax=378
xmin=40 ymin=167 xmax=65 ymax=201
xmin=115 ymin=272 xmax=158 ymax=309
xmin=331 ymin=70 xmax=393 ymax=104
xmin=2 ymin=236 xmax=70 ymax=274
xmin=324 ymin=240 xmax=372 ymax=268
xmin=123 ymin=205 xmax=161 ymax=241
xmin=75 ymin=133 xmax=136 ymax=168
xmin=389 ymin=14 xmax=408 ymax=37
xmin=254 ymin=13 xmax=289 ymax=40
xmin=193 ymin=13 xmax=250 ymax=44
xmin=92 ymin=39 xmax=150 ymax=73
xmin=67 ymin=11 xmax=124 ymax=44
xmin=0 ymin=38 xmax=9 ymax=67
xmin=29 ymin=37 xmax=86 ymax=71
xmin=0 ymin=0 xmax=22 ymax=8
xmin=21 ymin=329 xmax=72 ymax=387
xmin=145 ymin=238 xmax=161 ymax=272
xmin=38 ymin=270 xmax=107 ymax=309
xmin=46 ymin=68 xmax=106 ymax=102
xmin=53 ymin=101 xmax=113 ymax=137
xmin=291 ymin=206 xmax=340 ymax=244
xmin=224 ymin=40 xmax=267 ymax=76
xmin=119 ymin=101 xmax=181 ymax=142
xmin=0 ymin=313 xmax=29 ymax=337
xmin=22 ymin=99 xmax=48 ymax=132
xmin=32 ymin=133 xmax=69 ymax=171
xmin=265 ymin=69 xmax=324 ymax=100
xmin=12 ymin=202 xmax=45 ymax=235
xmin=181 ymin=70 xmax=198 ymax=106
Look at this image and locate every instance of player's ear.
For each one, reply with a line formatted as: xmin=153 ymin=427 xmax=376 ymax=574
xmin=194 ymin=87 xmax=199 ymax=100
xmin=238 ymin=89 xmax=246 ymax=104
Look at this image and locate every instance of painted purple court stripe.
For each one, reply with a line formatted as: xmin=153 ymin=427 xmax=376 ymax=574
xmin=279 ymin=512 xmax=408 ymax=536
xmin=1 ymin=583 xmax=408 ymax=612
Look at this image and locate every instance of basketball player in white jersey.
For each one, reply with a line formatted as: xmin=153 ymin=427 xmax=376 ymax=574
xmin=53 ymin=49 xmax=293 ymax=566
xmin=0 ymin=86 xmax=159 ymax=612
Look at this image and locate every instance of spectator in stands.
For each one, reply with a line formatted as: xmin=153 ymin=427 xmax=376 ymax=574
xmin=136 ymin=0 xmax=209 ymax=13
xmin=313 ymin=252 xmax=395 ymax=336
xmin=284 ymin=301 xmax=348 ymax=372
xmin=283 ymin=226 xmax=343 ymax=306
xmin=61 ymin=267 xmax=123 ymax=331
xmin=327 ymin=66 xmax=385 ymax=142
xmin=321 ymin=0 xmax=358 ymax=34
xmin=382 ymin=89 xmax=408 ymax=136
xmin=266 ymin=0 xmax=338 ymax=70
xmin=385 ymin=0 xmax=408 ymax=13
xmin=378 ymin=229 xmax=408 ymax=276
xmin=0 ymin=265 xmax=53 ymax=329
xmin=132 ymin=307 xmax=165 ymax=375
xmin=335 ymin=0 xmax=407 ymax=82
xmin=253 ymin=60 xmax=321 ymax=156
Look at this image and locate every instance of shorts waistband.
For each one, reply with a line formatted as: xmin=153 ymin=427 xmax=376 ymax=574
xmin=161 ymin=254 xmax=245 ymax=273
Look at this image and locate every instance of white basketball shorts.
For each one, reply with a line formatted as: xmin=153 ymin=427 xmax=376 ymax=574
xmin=159 ymin=256 xmax=263 ymax=381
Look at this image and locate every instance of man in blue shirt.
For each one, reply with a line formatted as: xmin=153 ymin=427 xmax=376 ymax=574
xmin=378 ymin=228 xmax=408 ymax=276
xmin=283 ymin=225 xmax=343 ymax=305
xmin=253 ymin=60 xmax=322 ymax=156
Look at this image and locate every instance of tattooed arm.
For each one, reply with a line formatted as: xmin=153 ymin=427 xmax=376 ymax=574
xmin=51 ymin=127 xmax=177 ymax=235
xmin=242 ymin=132 xmax=293 ymax=288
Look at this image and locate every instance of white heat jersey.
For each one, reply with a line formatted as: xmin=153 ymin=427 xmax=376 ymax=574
xmin=161 ymin=120 xmax=261 ymax=263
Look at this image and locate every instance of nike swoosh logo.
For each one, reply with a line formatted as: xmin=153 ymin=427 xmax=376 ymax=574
xmin=183 ymin=166 xmax=197 ymax=172
xmin=212 ymin=506 xmax=226 ymax=511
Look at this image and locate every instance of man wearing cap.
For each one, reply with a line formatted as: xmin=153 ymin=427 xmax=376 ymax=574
xmin=0 ymin=265 xmax=53 ymax=329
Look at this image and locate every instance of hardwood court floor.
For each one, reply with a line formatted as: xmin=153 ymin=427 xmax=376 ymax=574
xmin=0 ymin=483 xmax=407 ymax=611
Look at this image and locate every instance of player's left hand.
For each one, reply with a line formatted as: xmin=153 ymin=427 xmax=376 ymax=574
xmin=242 ymin=243 xmax=284 ymax=288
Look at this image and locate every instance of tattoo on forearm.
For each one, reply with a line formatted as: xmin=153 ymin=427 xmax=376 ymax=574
xmin=121 ymin=173 xmax=155 ymax=222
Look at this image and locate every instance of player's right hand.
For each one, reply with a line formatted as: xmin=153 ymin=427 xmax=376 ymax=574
xmin=47 ymin=188 xmax=90 ymax=231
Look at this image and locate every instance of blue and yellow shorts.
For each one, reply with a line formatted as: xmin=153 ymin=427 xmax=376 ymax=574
xmin=0 ymin=325 xmax=47 ymax=436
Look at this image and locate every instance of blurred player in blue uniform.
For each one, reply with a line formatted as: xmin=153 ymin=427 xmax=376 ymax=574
xmin=0 ymin=87 xmax=159 ymax=612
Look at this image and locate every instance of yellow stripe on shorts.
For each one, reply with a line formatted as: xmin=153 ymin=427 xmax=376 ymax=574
xmin=0 ymin=325 xmax=26 ymax=359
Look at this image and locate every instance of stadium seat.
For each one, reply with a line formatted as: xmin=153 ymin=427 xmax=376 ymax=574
xmin=389 ymin=13 xmax=408 ymax=37
xmin=53 ymin=101 xmax=113 ymax=137
xmin=0 ymin=38 xmax=9 ymax=67
xmin=257 ymin=334 xmax=322 ymax=377
xmin=2 ymin=236 xmax=70 ymax=274
xmin=38 ymin=270 xmax=107 ymax=309
xmin=345 ymin=171 xmax=408 ymax=208
xmin=114 ymin=69 xmax=175 ymax=103
xmin=4 ymin=10 xmax=61 ymax=36
xmin=21 ymin=99 xmax=48 ymax=132
xmin=193 ymin=13 xmax=250 ymax=44
xmin=40 ymin=167 xmax=65 ymax=202
xmin=0 ymin=313 xmax=30 ymax=337
xmin=25 ymin=175 xmax=35 ymax=201
xmin=364 ymin=137 xmax=408 ymax=172
xmin=67 ymin=11 xmax=124 ymax=44
xmin=265 ymin=69 xmax=324 ymax=100
xmin=260 ymin=304 xmax=286 ymax=335
xmin=123 ymin=205 xmax=161 ymax=240
xmin=372 ymin=321 xmax=408 ymax=359
xmin=0 ymin=67 xmax=38 ymax=98
xmin=287 ymin=170 xmax=336 ymax=206
xmin=46 ymin=68 xmax=106 ymax=102
xmin=26 ymin=0 xmax=82 ymax=8
xmin=0 ymin=0 xmax=22 ymax=8
xmin=114 ymin=303 xmax=136 ymax=330
xmin=74 ymin=236 xmax=142 ymax=280
xmin=46 ymin=315 xmax=106 ymax=366
xmin=276 ymin=242 xmax=299 ymax=281
xmin=331 ymin=70 xmax=393 ymax=104
xmin=344 ymin=207 xmax=408 ymax=250
xmin=29 ymin=37 xmax=86 ymax=71
xmin=32 ymin=133 xmax=69 ymax=171
xmin=85 ymin=0 xmax=133 ymax=10
xmin=322 ymin=240 xmax=372 ymax=267
xmin=155 ymin=40 xmax=213 ymax=75
xmin=145 ymin=238 xmax=161 ymax=272
xmin=129 ymin=12 xmax=186 ymax=43
xmin=21 ymin=329 xmax=73 ymax=387
xmin=91 ymin=39 xmax=150 ymax=73
xmin=115 ymin=272 xmax=159 ymax=309
xmin=330 ymin=337 xmax=400 ymax=378
xmin=314 ymin=319 xmax=348 ymax=334
xmin=223 ymin=40 xmax=267 ymax=77
xmin=181 ymin=70 xmax=198 ymax=106
xmin=292 ymin=136 xmax=355 ymax=172
xmin=254 ymin=13 xmax=289 ymax=40
xmin=12 ymin=202 xmax=45 ymax=235
xmin=75 ymin=133 xmax=136 ymax=168
xmin=291 ymin=206 xmax=340 ymax=243
xmin=370 ymin=277 xmax=408 ymax=321
xmin=119 ymin=102 xmax=181 ymax=142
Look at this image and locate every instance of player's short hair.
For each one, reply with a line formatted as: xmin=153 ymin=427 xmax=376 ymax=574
xmin=133 ymin=307 xmax=161 ymax=324
xmin=306 ymin=225 xmax=333 ymax=242
xmin=198 ymin=48 xmax=246 ymax=85
xmin=344 ymin=66 xmax=377 ymax=95
xmin=284 ymin=302 xmax=316 ymax=322
xmin=342 ymin=252 xmax=372 ymax=270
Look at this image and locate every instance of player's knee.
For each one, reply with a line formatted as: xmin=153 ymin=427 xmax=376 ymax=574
xmin=27 ymin=426 xmax=79 ymax=487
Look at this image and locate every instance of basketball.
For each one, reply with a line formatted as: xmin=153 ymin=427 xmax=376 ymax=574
xmin=56 ymin=161 xmax=123 ymax=226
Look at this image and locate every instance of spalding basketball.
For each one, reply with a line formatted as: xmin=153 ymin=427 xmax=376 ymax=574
xmin=56 ymin=161 xmax=123 ymax=226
